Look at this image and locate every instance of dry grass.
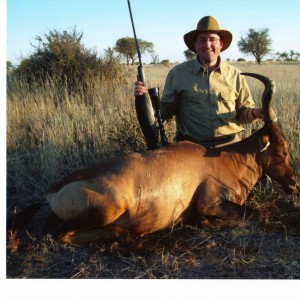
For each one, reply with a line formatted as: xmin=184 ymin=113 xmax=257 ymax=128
xmin=6 ymin=61 xmax=300 ymax=279
xmin=6 ymin=191 xmax=300 ymax=279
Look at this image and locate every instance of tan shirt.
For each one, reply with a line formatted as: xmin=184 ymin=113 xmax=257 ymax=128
xmin=160 ymin=58 xmax=257 ymax=143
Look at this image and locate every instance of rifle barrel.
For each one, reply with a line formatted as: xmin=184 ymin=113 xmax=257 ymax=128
xmin=127 ymin=0 xmax=143 ymax=67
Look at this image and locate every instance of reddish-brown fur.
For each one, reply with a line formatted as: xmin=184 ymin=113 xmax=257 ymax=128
xmin=46 ymin=123 xmax=298 ymax=244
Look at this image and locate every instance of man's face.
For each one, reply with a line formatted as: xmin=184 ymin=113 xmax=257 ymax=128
xmin=194 ymin=33 xmax=223 ymax=64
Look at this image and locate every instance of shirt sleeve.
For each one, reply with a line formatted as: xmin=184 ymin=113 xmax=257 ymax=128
xmin=160 ymin=68 xmax=181 ymax=121
xmin=236 ymin=73 xmax=257 ymax=124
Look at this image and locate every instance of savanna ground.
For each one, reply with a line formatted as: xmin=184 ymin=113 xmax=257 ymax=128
xmin=6 ymin=62 xmax=300 ymax=279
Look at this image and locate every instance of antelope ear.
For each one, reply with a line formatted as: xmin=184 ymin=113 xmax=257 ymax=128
xmin=260 ymin=135 xmax=270 ymax=152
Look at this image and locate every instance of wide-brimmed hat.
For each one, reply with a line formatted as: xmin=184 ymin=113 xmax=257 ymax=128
xmin=184 ymin=16 xmax=232 ymax=53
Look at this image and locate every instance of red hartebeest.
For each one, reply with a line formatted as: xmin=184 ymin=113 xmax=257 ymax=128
xmin=40 ymin=73 xmax=299 ymax=243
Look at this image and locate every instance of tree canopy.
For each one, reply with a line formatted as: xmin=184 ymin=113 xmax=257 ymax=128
xmin=274 ymin=50 xmax=300 ymax=61
xmin=114 ymin=37 xmax=154 ymax=65
xmin=237 ymin=28 xmax=272 ymax=64
xmin=184 ymin=49 xmax=196 ymax=61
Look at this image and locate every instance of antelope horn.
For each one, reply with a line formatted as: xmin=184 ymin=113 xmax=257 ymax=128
xmin=241 ymin=72 xmax=277 ymax=123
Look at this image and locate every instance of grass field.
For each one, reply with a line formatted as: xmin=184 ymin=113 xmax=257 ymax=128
xmin=6 ymin=61 xmax=300 ymax=279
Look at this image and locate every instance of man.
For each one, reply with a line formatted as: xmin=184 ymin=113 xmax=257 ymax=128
xmin=135 ymin=16 xmax=265 ymax=148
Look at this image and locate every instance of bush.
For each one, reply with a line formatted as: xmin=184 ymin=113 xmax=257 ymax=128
xmin=160 ymin=60 xmax=170 ymax=66
xmin=12 ymin=28 xmax=125 ymax=93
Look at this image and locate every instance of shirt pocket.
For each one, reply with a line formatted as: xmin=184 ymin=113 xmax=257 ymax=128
xmin=216 ymin=90 xmax=238 ymax=121
xmin=218 ymin=90 xmax=237 ymax=113
xmin=184 ymin=91 xmax=207 ymax=107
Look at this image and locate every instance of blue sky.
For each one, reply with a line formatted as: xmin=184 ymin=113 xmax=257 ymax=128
xmin=6 ymin=0 xmax=300 ymax=65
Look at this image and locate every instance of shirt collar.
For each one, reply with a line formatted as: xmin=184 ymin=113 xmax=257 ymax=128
xmin=193 ymin=58 xmax=202 ymax=74
xmin=193 ymin=56 xmax=223 ymax=74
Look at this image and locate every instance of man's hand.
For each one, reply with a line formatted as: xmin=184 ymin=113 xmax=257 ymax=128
xmin=134 ymin=81 xmax=148 ymax=96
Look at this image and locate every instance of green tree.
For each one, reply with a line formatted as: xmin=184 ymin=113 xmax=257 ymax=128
xmin=7 ymin=61 xmax=14 ymax=76
xmin=275 ymin=51 xmax=288 ymax=61
xmin=151 ymin=53 xmax=159 ymax=64
xmin=237 ymin=28 xmax=272 ymax=64
xmin=114 ymin=37 xmax=154 ymax=65
xmin=274 ymin=50 xmax=300 ymax=61
xmin=287 ymin=50 xmax=299 ymax=61
xmin=103 ymin=47 xmax=121 ymax=64
xmin=184 ymin=49 xmax=196 ymax=61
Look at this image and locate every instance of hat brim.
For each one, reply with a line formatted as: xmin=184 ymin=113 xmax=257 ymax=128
xmin=184 ymin=29 xmax=232 ymax=53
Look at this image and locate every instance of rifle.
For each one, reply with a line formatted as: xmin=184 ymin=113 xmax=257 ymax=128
xmin=127 ymin=0 xmax=169 ymax=149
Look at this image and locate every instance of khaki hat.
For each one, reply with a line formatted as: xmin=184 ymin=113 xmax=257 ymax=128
xmin=184 ymin=16 xmax=232 ymax=53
